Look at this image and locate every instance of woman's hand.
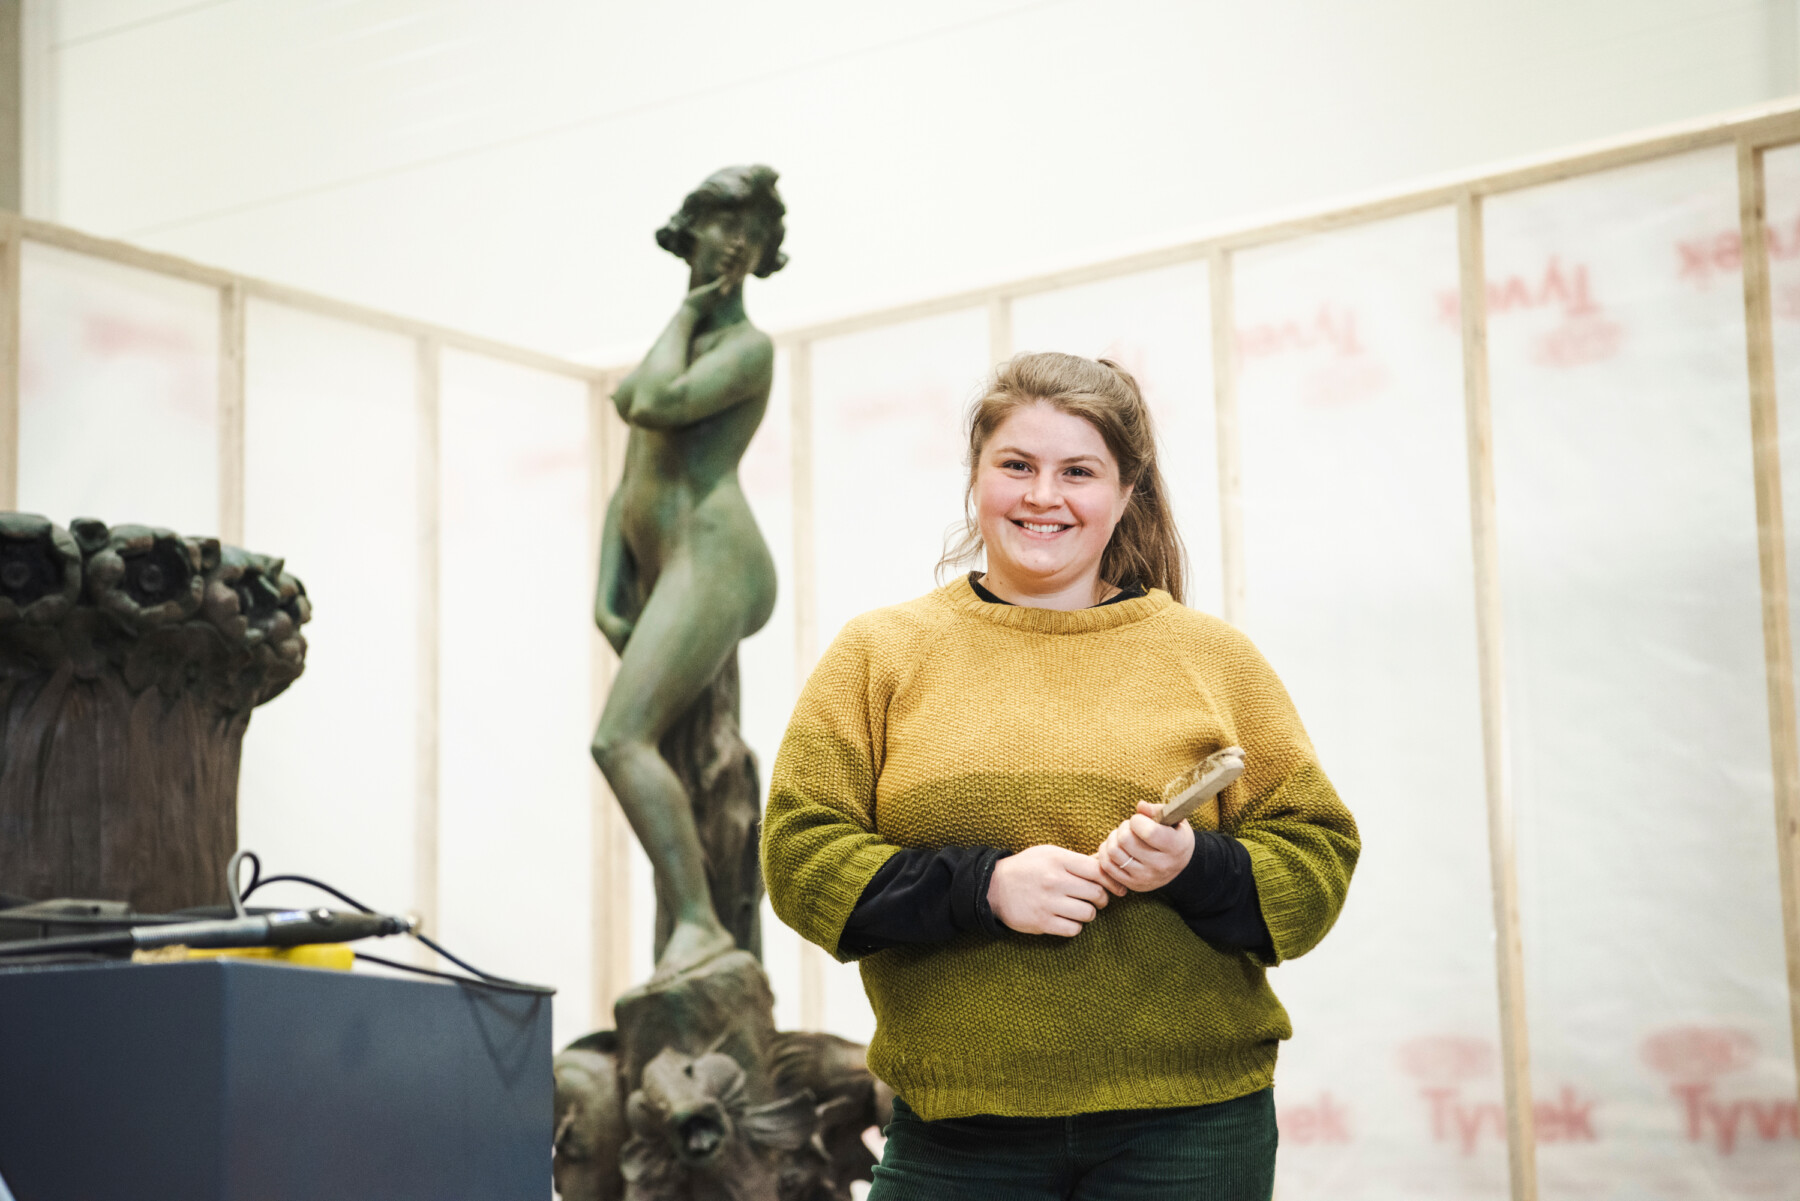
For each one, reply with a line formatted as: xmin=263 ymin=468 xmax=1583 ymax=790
xmin=1096 ymin=801 xmax=1195 ymax=892
xmin=987 ymin=845 xmax=1114 ymax=937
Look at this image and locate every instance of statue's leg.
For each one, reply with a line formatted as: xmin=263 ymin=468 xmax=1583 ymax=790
xmin=592 ymin=551 xmax=748 ymax=980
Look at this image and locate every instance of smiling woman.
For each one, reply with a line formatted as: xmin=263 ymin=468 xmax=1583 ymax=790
xmin=761 ymin=351 xmax=1361 ymax=1201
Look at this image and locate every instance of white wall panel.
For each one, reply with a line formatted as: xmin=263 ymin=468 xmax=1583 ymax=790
xmin=16 ymin=242 xmax=219 ymax=533
xmin=438 ymin=350 xmax=592 ymax=1052
xmin=807 ymin=306 xmax=989 ymax=1043
xmin=1236 ymin=208 xmax=1502 ymax=1198
xmin=236 ymin=301 xmax=420 ymax=927
xmin=1487 ymin=148 xmax=1798 ymax=1197
xmin=1011 ymin=261 xmax=1222 ymax=613
xmin=740 ymin=349 xmax=803 ymax=1031
xmin=740 ymin=348 xmax=798 ymax=817
xmin=810 ymin=308 xmax=990 ymax=652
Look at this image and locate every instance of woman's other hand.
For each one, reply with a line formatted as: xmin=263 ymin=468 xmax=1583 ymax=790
xmin=987 ymin=845 xmax=1113 ymax=937
xmin=1097 ymin=801 xmax=1195 ymax=892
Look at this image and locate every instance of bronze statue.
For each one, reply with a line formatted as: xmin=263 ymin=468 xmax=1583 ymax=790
xmin=564 ymin=166 xmax=884 ymax=1201
xmin=592 ymin=165 xmax=784 ymax=981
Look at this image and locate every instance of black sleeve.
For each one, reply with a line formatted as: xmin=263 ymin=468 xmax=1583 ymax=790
xmin=837 ymin=845 xmax=1011 ymax=957
xmin=1155 ymin=831 xmax=1276 ymax=959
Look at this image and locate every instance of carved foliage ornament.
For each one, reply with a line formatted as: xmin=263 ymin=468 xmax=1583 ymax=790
xmin=0 ymin=512 xmax=309 ymax=912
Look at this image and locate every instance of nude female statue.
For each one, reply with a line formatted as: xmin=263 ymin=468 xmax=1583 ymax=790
xmin=592 ymin=166 xmax=784 ymax=981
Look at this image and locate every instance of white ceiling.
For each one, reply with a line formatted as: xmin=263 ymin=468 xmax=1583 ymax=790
xmin=38 ymin=0 xmax=1799 ymax=364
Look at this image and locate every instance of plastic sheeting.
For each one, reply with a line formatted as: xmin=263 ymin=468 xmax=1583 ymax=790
xmin=237 ymin=301 xmax=421 ymax=931
xmin=739 ymin=348 xmax=807 ymax=1033
xmin=1487 ymin=147 xmax=1797 ymax=1197
xmin=1234 ymin=209 xmax=1504 ymax=1199
xmin=807 ymin=306 xmax=992 ymax=1044
xmin=437 ymin=350 xmax=594 ymax=1051
xmin=770 ymin=149 xmax=1799 ymax=1191
xmin=810 ymin=308 xmax=991 ymax=648
xmin=1011 ymin=262 xmax=1223 ymax=614
xmin=16 ymin=243 xmax=220 ymax=534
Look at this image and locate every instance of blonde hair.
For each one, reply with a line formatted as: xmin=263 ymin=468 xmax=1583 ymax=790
xmin=939 ymin=351 xmax=1187 ymax=603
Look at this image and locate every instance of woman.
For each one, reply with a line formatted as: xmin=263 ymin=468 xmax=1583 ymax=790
xmin=593 ymin=165 xmax=784 ymax=981
xmin=762 ymin=352 xmax=1359 ymax=1199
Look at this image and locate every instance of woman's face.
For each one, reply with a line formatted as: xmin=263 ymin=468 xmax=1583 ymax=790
xmin=687 ymin=209 xmax=763 ymax=286
xmin=974 ymin=402 xmax=1133 ymax=592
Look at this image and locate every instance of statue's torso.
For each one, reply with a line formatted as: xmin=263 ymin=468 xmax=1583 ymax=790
xmin=613 ymin=323 xmax=776 ymax=597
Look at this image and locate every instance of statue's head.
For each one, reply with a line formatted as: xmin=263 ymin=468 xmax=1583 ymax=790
xmin=656 ymin=165 xmax=788 ymax=281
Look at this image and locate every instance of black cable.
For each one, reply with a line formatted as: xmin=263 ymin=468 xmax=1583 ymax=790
xmin=246 ymin=874 xmax=508 ymax=984
xmin=227 ymin=848 xmax=261 ymax=919
xmin=0 ymin=911 xmax=192 ymax=928
xmin=353 ymin=951 xmax=553 ymax=997
xmin=0 ymin=930 xmax=132 ymax=957
xmin=241 ymin=873 xmax=552 ymax=996
xmin=244 ymin=873 xmax=369 ymax=913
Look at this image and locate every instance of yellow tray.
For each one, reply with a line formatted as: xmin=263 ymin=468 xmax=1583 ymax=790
xmin=130 ymin=943 xmax=355 ymax=971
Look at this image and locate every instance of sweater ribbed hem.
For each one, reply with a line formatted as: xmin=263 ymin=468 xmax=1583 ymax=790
xmin=871 ymin=1037 xmax=1280 ymax=1121
xmin=935 ymin=576 xmax=1174 ymax=634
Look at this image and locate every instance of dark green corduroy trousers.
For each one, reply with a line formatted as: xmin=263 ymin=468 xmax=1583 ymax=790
xmin=868 ymin=1089 xmax=1278 ymax=1201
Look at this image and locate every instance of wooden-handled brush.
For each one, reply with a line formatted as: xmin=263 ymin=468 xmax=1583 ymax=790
xmin=1152 ymin=746 xmax=1245 ymax=826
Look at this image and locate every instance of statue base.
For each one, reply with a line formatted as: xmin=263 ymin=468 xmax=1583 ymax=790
xmin=555 ymin=952 xmax=886 ymax=1201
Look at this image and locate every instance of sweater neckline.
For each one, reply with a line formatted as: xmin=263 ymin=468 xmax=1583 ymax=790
xmin=938 ymin=574 xmax=1173 ymax=634
xmin=967 ymin=571 xmax=1148 ymax=609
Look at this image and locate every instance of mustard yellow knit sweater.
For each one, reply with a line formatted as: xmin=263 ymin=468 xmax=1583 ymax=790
xmin=761 ymin=577 xmax=1359 ymax=1120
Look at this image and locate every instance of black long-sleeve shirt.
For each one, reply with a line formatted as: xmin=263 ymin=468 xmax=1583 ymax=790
xmin=836 ymin=574 xmax=1275 ymax=960
xmin=837 ymin=836 xmax=1274 ymax=959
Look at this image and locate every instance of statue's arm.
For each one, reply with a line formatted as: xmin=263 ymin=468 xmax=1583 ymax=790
xmin=623 ymin=330 xmax=773 ymax=432
xmin=617 ymin=292 xmax=704 ymax=422
xmin=594 ymin=491 xmax=635 ymax=655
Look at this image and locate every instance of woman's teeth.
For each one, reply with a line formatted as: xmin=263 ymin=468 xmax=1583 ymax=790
xmin=1019 ymin=521 xmax=1067 ymax=534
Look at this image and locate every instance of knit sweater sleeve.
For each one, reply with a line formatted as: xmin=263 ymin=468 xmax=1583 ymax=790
xmin=761 ymin=614 xmax=907 ymax=963
xmin=1211 ymin=624 xmax=1361 ymax=965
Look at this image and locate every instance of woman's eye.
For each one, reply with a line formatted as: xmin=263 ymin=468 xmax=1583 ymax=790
xmin=1001 ymin=460 xmax=1030 ymax=472
xmin=1066 ymin=467 xmax=1093 ymax=479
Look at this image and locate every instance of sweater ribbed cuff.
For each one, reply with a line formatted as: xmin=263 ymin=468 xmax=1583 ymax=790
xmin=1241 ymin=837 xmax=1307 ymax=966
xmin=815 ymin=839 xmax=903 ymax=963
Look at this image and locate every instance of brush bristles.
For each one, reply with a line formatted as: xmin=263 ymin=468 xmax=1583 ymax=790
xmin=1162 ymin=761 xmax=1209 ymax=805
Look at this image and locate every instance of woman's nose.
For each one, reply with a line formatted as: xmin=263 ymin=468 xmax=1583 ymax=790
xmin=1026 ymin=473 xmax=1062 ymax=508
